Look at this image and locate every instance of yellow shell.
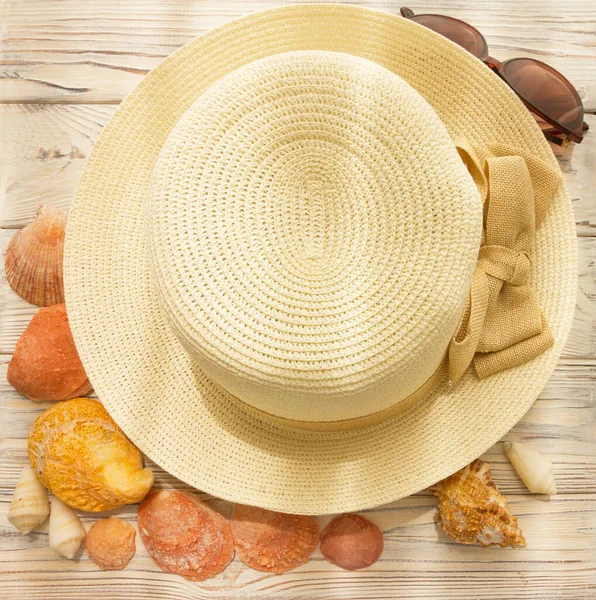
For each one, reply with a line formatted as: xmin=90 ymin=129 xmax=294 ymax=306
xmin=28 ymin=398 xmax=154 ymax=511
xmin=5 ymin=204 xmax=67 ymax=306
xmin=429 ymin=459 xmax=526 ymax=548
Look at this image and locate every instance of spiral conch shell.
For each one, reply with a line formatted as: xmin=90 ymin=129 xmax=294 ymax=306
xmin=504 ymin=442 xmax=557 ymax=495
xmin=429 ymin=459 xmax=526 ymax=548
xmin=5 ymin=205 xmax=67 ymax=306
xmin=28 ymin=398 xmax=154 ymax=512
xmin=49 ymin=496 xmax=86 ymax=559
xmin=8 ymin=466 xmax=50 ymax=534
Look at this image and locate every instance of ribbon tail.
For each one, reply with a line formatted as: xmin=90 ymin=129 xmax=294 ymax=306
xmin=448 ymin=141 xmax=561 ymax=383
xmin=473 ymin=313 xmax=554 ymax=379
xmin=448 ymin=268 xmax=490 ymax=384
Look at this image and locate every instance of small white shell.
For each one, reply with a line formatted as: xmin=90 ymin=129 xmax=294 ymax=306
xmin=49 ymin=497 xmax=86 ymax=559
xmin=8 ymin=467 xmax=50 ymax=534
xmin=504 ymin=441 xmax=557 ymax=496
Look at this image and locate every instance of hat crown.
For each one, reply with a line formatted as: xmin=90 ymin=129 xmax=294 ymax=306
xmin=148 ymin=50 xmax=482 ymax=423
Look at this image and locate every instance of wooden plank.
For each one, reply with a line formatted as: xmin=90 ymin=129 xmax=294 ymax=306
xmin=565 ymin=236 xmax=596 ymax=359
xmin=1 ymin=356 xmax=594 ymax=496
xmin=1 ymin=1 xmax=596 ymax=107
xmin=1 ymin=3 xmax=595 ymax=597
xmin=553 ymin=116 xmax=596 ymax=238
xmin=0 ymin=493 xmax=594 ymax=599
xmin=0 ymin=105 xmax=116 ymax=227
xmin=1 ymin=106 xmax=594 ymax=230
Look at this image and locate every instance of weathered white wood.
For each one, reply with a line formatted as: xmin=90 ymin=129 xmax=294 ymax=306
xmin=0 ymin=494 xmax=594 ymax=600
xmin=1 ymin=106 xmax=594 ymax=230
xmin=552 ymin=118 xmax=596 ymax=237
xmin=1 ymin=0 xmax=595 ymax=107
xmin=0 ymin=104 xmax=116 ymax=227
xmin=565 ymin=236 xmax=596 ymax=359
xmin=1 ymin=2 xmax=595 ymax=597
xmin=1 ymin=356 xmax=593 ymax=496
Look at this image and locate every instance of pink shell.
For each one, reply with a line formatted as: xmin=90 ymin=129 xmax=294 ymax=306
xmin=6 ymin=205 xmax=67 ymax=306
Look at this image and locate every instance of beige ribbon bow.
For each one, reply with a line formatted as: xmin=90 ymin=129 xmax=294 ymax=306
xmin=448 ymin=139 xmax=562 ymax=384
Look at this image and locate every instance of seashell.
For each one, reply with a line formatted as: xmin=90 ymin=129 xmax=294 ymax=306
xmin=231 ymin=504 xmax=317 ymax=574
xmin=49 ymin=496 xmax=86 ymax=559
xmin=28 ymin=398 xmax=153 ymax=512
xmin=5 ymin=204 xmax=67 ymax=306
xmin=504 ymin=441 xmax=557 ymax=496
xmin=138 ymin=490 xmax=234 ymax=581
xmin=320 ymin=513 xmax=382 ymax=571
xmin=429 ymin=459 xmax=526 ymax=548
xmin=7 ymin=303 xmax=92 ymax=401
xmin=85 ymin=517 xmax=136 ymax=570
xmin=33 ymin=517 xmax=49 ymax=533
xmin=8 ymin=466 xmax=50 ymax=534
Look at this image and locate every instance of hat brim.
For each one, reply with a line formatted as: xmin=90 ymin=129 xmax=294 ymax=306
xmin=64 ymin=4 xmax=577 ymax=514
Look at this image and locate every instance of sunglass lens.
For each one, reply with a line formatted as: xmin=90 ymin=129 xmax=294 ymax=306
xmin=409 ymin=15 xmax=487 ymax=58
xmin=503 ymin=58 xmax=584 ymax=131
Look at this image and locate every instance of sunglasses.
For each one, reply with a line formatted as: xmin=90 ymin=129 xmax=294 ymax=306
xmin=401 ymin=7 xmax=588 ymax=147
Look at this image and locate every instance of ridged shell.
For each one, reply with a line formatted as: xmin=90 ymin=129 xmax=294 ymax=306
xmin=6 ymin=204 xmax=66 ymax=306
xmin=8 ymin=466 xmax=50 ymax=534
xmin=28 ymin=398 xmax=154 ymax=512
xmin=49 ymin=496 xmax=86 ymax=559
xmin=85 ymin=517 xmax=136 ymax=570
xmin=429 ymin=459 xmax=526 ymax=548
xmin=7 ymin=303 xmax=92 ymax=401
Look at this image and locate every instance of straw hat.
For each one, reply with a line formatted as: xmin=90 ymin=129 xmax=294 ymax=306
xmin=64 ymin=4 xmax=577 ymax=514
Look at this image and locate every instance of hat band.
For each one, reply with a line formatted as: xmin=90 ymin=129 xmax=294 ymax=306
xmin=232 ymin=357 xmax=448 ymax=432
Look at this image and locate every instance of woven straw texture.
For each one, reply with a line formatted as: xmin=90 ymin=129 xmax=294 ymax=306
xmin=148 ymin=51 xmax=482 ymax=423
xmin=64 ymin=4 xmax=577 ymax=514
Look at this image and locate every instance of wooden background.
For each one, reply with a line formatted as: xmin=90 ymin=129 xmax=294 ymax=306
xmin=1 ymin=1 xmax=595 ymax=598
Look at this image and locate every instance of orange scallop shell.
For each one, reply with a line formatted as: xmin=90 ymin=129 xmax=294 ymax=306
xmin=231 ymin=504 xmax=318 ymax=573
xmin=320 ymin=513 xmax=383 ymax=570
xmin=6 ymin=204 xmax=66 ymax=306
xmin=138 ymin=490 xmax=234 ymax=581
xmin=85 ymin=517 xmax=136 ymax=570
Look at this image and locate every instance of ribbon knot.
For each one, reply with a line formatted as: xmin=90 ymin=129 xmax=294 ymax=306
xmin=448 ymin=140 xmax=562 ymax=384
xmin=478 ymin=246 xmax=531 ymax=286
